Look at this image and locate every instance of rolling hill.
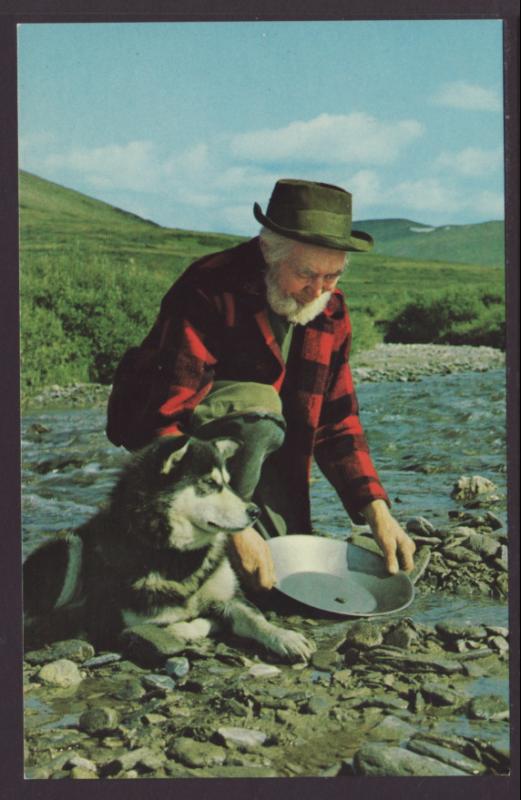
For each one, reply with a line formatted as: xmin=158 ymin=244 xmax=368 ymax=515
xmin=20 ymin=171 xmax=504 ymax=268
xmin=358 ymin=218 xmax=504 ymax=268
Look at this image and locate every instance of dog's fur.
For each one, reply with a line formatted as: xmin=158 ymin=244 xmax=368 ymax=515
xmin=24 ymin=436 xmax=315 ymax=662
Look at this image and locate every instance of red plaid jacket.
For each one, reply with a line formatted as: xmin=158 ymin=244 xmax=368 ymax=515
xmin=139 ymin=237 xmax=389 ymax=526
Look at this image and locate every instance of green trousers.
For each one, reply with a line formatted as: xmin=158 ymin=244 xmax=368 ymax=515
xmin=190 ymin=381 xmax=301 ymax=537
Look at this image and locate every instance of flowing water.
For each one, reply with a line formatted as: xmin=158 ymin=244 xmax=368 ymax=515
xmin=22 ymin=369 xmax=508 ymax=594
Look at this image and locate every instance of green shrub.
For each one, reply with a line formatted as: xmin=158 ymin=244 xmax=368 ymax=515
xmin=20 ymin=248 xmax=173 ymax=393
xmin=385 ymin=288 xmax=505 ymax=349
xmin=349 ymin=311 xmax=383 ymax=355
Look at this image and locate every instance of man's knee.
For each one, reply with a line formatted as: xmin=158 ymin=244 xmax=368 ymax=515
xmin=230 ymin=413 xmax=285 ymax=454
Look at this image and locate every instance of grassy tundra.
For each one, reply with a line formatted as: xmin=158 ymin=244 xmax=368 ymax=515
xmin=19 ymin=171 xmax=505 ymax=397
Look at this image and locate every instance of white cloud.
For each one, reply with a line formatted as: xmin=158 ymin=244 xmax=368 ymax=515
xmin=471 ymin=190 xmax=504 ymax=218
xmin=432 ymin=81 xmax=502 ymax=112
xmin=435 ymin=146 xmax=503 ymax=176
xmin=388 ymin=177 xmax=503 ymax=219
xmin=42 ymin=140 xmax=161 ymax=192
xmin=229 ymin=113 xmax=424 ymax=165
xmin=344 ymin=170 xmax=383 ymax=209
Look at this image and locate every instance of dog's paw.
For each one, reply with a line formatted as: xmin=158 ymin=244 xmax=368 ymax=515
xmin=268 ymin=628 xmax=316 ymax=663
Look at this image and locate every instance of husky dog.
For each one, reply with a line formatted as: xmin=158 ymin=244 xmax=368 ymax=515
xmin=24 ymin=436 xmax=315 ymax=662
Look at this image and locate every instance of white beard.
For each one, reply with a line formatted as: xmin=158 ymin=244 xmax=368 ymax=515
xmin=265 ymin=268 xmax=332 ymax=325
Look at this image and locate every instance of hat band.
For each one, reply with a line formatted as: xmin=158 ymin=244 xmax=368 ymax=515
xmin=268 ymin=205 xmax=351 ymax=238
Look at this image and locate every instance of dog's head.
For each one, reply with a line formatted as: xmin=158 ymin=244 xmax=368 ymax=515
xmin=118 ymin=436 xmax=259 ymax=550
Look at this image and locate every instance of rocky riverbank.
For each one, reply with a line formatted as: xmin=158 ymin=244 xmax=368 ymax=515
xmin=23 ymin=473 xmax=510 ymax=780
xmin=24 ymin=611 xmax=509 ymax=779
xmin=352 ymin=475 xmax=508 ymax=602
xmin=22 ymin=343 xmax=505 ymax=410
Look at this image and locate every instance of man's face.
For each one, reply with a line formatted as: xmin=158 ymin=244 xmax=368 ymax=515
xmin=275 ymin=242 xmax=346 ymax=307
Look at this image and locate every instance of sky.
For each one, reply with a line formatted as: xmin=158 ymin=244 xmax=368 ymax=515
xmin=18 ymin=20 xmax=505 ymax=235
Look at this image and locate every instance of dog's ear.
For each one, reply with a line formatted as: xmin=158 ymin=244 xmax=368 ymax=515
xmin=213 ymin=438 xmax=241 ymax=462
xmin=160 ymin=438 xmax=190 ymax=475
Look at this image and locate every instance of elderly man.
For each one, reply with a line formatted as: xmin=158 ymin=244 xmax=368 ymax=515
xmin=107 ymin=179 xmax=415 ymax=590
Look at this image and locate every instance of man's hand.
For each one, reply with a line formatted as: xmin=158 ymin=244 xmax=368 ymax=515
xmin=361 ymin=500 xmax=416 ymax=574
xmin=228 ymin=527 xmax=277 ymax=591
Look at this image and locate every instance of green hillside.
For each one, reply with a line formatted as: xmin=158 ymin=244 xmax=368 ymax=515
xmin=358 ymin=218 xmax=504 ymax=268
xmin=19 ymin=171 xmax=505 ymax=396
xmin=20 ymin=170 xmax=245 ymax=273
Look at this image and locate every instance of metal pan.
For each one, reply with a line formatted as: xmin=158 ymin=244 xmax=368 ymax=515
xmin=268 ymin=535 xmax=414 ymax=617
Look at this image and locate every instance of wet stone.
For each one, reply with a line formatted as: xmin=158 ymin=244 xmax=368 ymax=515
xmin=66 ymin=755 xmax=98 ymax=774
xmin=462 ymin=662 xmax=487 ymax=679
xmin=482 ymin=510 xmax=504 ymax=530
xmin=463 ymin=531 xmax=501 ymax=558
xmin=486 ymin=625 xmax=508 ymax=637
xmin=451 ymin=476 xmax=499 ymax=504
xmin=168 ymin=737 xmax=227 ymax=768
xmin=142 ymin=674 xmax=177 ymax=694
xmin=310 ymin=650 xmax=342 ymax=671
xmin=79 ymin=707 xmax=119 ymax=735
xmin=407 ymin=738 xmax=486 ymax=775
xmin=443 ymin=546 xmax=481 ymax=563
xmin=216 ymin=726 xmax=267 ymax=750
xmin=303 ymin=695 xmax=333 ymax=715
xmin=83 ymin=653 xmax=122 ymax=669
xmin=26 ymin=640 xmax=95 ymax=666
xmin=368 ymin=715 xmax=416 ymax=742
xmin=406 ymin=517 xmax=436 ymax=536
xmin=435 ymin=622 xmax=487 ymax=642
xmin=353 ymin=744 xmax=468 ymax=776
xmin=342 ymin=621 xmax=384 ymax=650
xmin=111 ymin=676 xmax=146 ymax=700
xmin=420 ymin=681 xmax=465 ymax=707
xmin=383 ymin=621 xmax=419 ymax=650
xmin=369 ymin=650 xmax=461 ymax=674
xmin=38 ymin=659 xmax=83 ymax=688
xmin=247 ymin=664 xmax=281 ymax=679
xmin=488 ymin=636 xmax=509 ymax=654
xmin=493 ymin=548 xmax=508 ymax=571
xmin=359 ymin=695 xmax=409 ymax=712
xmin=332 ymin=669 xmax=353 ymax=687
xmin=101 ymin=746 xmax=163 ymax=776
xmin=467 ymin=695 xmax=509 ymax=722
xmin=165 ymin=657 xmax=190 ymax=680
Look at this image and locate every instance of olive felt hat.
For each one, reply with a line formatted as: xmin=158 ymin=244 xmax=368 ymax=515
xmin=253 ymin=178 xmax=374 ymax=252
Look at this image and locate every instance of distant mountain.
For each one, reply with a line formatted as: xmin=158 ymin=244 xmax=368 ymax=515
xmin=19 ymin=171 xmax=504 ymax=268
xmin=356 ymin=218 xmax=504 ymax=268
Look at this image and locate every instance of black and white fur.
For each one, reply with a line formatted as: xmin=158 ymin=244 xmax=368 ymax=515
xmin=24 ymin=436 xmax=315 ymax=662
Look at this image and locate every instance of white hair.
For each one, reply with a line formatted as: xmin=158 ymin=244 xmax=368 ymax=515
xmin=258 ymin=227 xmax=298 ymax=269
xmin=259 ymin=226 xmax=349 ymax=270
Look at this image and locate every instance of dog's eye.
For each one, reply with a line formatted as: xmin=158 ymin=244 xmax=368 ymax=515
xmin=200 ymin=478 xmax=221 ymax=492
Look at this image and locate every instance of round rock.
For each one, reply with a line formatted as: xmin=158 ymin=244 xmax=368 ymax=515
xmin=38 ymin=659 xmax=83 ymax=688
xmin=79 ymin=707 xmax=120 ymax=735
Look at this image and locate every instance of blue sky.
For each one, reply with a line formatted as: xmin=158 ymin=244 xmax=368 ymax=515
xmin=18 ymin=20 xmax=504 ymax=234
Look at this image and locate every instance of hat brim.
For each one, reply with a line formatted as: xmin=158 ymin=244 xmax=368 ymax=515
xmin=253 ymin=202 xmax=373 ymax=252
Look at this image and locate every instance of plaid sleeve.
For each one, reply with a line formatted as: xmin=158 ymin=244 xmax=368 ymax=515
xmin=314 ymin=308 xmax=390 ymax=522
xmin=143 ymin=284 xmax=220 ymax=437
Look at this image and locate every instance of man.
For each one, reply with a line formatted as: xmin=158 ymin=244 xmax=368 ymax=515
xmin=107 ymin=179 xmax=415 ymax=591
